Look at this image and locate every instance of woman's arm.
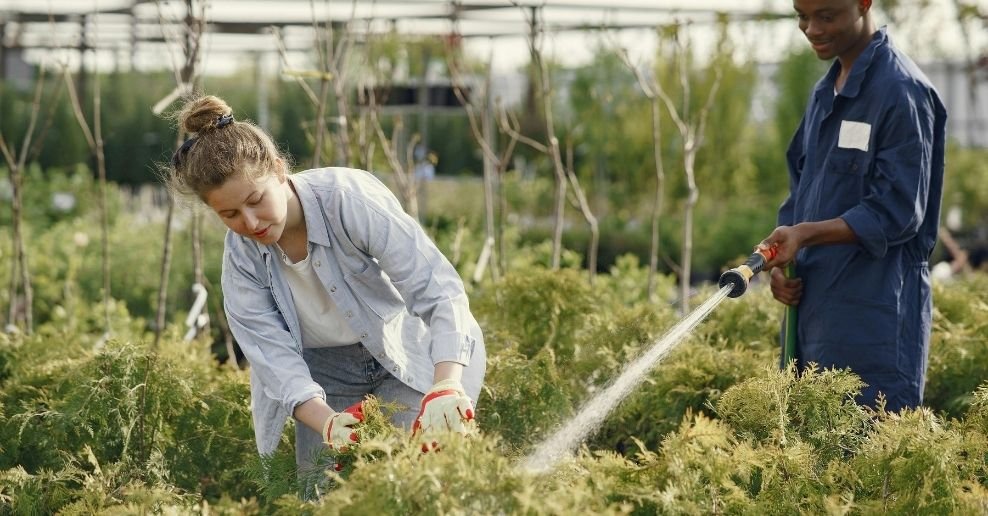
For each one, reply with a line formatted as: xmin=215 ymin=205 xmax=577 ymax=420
xmin=433 ymin=361 xmax=464 ymax=383
xmin=294 ymin=397 xmax=335 ymax=433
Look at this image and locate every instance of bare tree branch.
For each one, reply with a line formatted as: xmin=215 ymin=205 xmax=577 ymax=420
xmin=0 ymin=135 xmax=15 ymax=169
xmin=2 ymin=64 xmax=48 ymax=333
xmin=446 ymin=29 xmax=510 ymax=282
xmin=498 ymin=107 xmax=547 ymax=153
xmin=272 ymin=27 xmax=320 ymax=105
xmin=614 ymin=37 xmax=668 ymax=302
xmin=62 ymin=66 xmax=97 ymax=150
xmin=369 ymin=98 xmax=419 ymax=217
xmin=564 ymin=134 xmax=599 ymax=284
xmin=153 ymin=0 xmax=208 ymax=347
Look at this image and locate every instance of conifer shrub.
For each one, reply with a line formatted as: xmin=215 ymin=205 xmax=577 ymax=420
xmin=716 ymin=365 xmax=870 ymax=460
xmin=641 ymin=413 xmax=757 ymax=514
xmin=592 ymin=338 xmax=770 ymax=454
xmin=963 ymin=382 xmax=988 ymax=433
xmin=0 ymin=310 xmax=257 ymax=511
xmin=478 ymin=347 xmax=573 ymax=449
xmin=5 ymin=213 xmax=988 ymax=514
xmin=472 ymin=267 xmax=599 ymax=360
xmin=593 ymin=253 xmax=677 ymax=307
xmin=315 ymin=432 xmax=627 ymax=515
xmin=569 ymin=303 xmax=677 ymax=390
xmin=925 ymin=275 xmax=988 ymax=417
xmin=701 ymin=283 xmax=782 ymax=351
xmin=851 ymin=408 xmax=988 ymax=514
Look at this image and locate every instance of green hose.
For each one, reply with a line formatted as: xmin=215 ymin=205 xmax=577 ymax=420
xmin=781 ymin=263 xmax=798 ymax=369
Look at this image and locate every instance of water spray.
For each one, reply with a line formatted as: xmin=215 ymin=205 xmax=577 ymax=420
xmin=521 ymin=243 xmax=780 ymax=475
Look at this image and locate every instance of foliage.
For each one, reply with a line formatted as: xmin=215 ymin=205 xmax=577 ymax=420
xmin=0 ymin=304 xmax=255 ymax=513
xmin=4 ymin=249 xmax=988 ymax=512
xmin=472 ymin=267 xmax=599 ymax=360
xmin=851 ymin=408 xmax=988 ymax=515
xmin=0 ymin=203 xmax=225 ymax=332
xmin=925 ymin=274 xmax=988 ymax=417
xmin=478 ymin=347 xmax=573 ymax=449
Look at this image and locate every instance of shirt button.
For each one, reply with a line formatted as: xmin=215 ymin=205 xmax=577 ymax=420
xmin=361 ymin=332 xmax=368 ymax=339
xmin=315 ymin=260 xmax=321 ymax=267
xmin=330 ymin=285 xmax=337 ymax=293
xmin=345 ymin=311 xmax=353 ymax=318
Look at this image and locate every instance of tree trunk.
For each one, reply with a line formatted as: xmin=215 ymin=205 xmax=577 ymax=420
xmin=313 ymin=77 xmax=330 ymax=167
xmin=647 ymin=99 xmax=665 ymax=302
xmin=680 ymin=144 xmax=698 ymax=313
xmin=481 ymin=97 xmax=500 ymax=282
xmin=7 ymin=168 xmax=31 ymax=332
xmin=93 ymin=61 xmax=112 ymax=335
xmin=154 ymin=195 xmax=176 ymax=348
xmin=334 ymin=80 xmax=352 ymax=166
xmin=565 ymin=139 xmax=598 ymax=285
xmin=2 ymin=71 xmax=46 ymax=333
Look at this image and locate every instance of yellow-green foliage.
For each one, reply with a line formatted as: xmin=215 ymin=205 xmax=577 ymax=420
xmin=472 ymin=267 xmax=599 ymax=360
xmin=926 ymin=274 xmax=988 ymax=416
xmin=0 ymin=303 xmax=255 ymax=512
xmin=477 ymin=348 xmax=573 ymax=449
xmin=852 ymin=409 xmax=988 ymax=515
xmin=593 ymin=336 xmax=770 ymax=454
xmin=5 ymin=221 xmax=988 ymax=513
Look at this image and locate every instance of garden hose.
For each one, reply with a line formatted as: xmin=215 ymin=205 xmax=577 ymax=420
xmin=718 ymin=244 xmax=779 ymax=298
xmin=781 ymin=263 xmax=797 ymax=368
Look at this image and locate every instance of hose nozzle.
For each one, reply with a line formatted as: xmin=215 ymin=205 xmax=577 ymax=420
xmin=718 ymin=245 xmax=779 ymax=298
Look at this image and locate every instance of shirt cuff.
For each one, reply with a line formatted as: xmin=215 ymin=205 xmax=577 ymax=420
xmin=430 ymin=332 xmax=475 ymax=366
xmin=284 ymin=381 xmax=326 ymax=415
xmin=841 ymin=207 xmax=888 ymax=259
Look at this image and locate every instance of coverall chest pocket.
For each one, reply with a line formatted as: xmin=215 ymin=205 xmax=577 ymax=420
xmin=822 ymin=150 xmax=871 ymax=216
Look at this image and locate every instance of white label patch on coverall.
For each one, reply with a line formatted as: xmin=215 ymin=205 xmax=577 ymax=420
xmin=838 ymin=120 xmax=872 ymax=152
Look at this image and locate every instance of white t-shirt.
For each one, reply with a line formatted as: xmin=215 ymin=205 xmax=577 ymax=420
xmin=276 ymin=244 xmax=361 ymax=348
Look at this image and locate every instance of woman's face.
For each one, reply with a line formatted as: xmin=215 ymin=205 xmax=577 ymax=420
xmin=205 ymin=170 xmax=290 ymax=245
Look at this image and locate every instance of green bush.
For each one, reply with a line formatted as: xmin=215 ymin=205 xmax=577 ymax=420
xmin=478 ymin=347 xmax=573 ymax=450
xmin=472 ymin=267 xmax=599 ymax=360
xmin=926 ymin=275 xmax=988 ymax=417
xmin=0 ymin=305 xmax=256 ymax=512
xmin=4 ymin=197 xmax=988 ymax=513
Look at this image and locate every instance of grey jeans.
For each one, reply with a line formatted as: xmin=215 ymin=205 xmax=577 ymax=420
xmin=296 ymin=344 xmax=423 ymax=474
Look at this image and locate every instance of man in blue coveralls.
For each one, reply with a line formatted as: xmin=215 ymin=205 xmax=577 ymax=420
xmin=758 ymin=0 xmax=947 ymax=411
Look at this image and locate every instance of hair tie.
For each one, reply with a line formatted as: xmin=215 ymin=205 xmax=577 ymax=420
xmin=171 ymin=136 xmax=198 ymax=168
xmin=216 ymin=114 xmax=234 ymax=128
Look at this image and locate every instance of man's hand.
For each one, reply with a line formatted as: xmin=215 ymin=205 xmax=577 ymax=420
xmin=759 ymin=225 xmax=803 ymax=269
xmin=770 ymin=267 xmax=803 ymax=306
xmin=322 ymin=401 xmax=365 ymax=449
xmin=412 ymin=379 xmax=476 ymax=441
xmin=760 ymin=219 xmax=858 ymax=269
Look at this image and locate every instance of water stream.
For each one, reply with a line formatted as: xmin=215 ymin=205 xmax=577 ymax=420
xmin=521 ymin=284 xmax=735 ymax=474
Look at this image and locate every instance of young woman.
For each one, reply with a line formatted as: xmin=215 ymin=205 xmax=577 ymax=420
xmin=167 ymin=95 xmax=486 ymax=478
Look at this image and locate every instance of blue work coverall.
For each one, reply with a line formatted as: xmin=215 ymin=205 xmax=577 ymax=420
xmin=779 ymin=27 xmax=947 ymax=411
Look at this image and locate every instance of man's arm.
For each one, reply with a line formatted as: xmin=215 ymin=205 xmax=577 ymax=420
xmin=761 ymin=219 xmax=857 ymax=268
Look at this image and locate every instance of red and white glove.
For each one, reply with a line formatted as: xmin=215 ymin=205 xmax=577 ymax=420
xmin=322 ymin=401 xmax=364 ymax=450
xmin=412 ymin=379 xmax=476 ymax=440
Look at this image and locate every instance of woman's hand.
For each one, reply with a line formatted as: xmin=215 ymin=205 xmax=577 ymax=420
xmin=412 ymin=378 xmax=476 ymax=451
xmin=322 ymin=401 xmax=365 ymax=449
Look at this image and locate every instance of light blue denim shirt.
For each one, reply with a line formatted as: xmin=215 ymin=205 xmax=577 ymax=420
xmin=221 ymin=167 xmax=486 ymax=455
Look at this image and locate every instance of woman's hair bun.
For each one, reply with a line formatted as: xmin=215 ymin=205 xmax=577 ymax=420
xmin=178 ymin=95 xmax=233 ymax=134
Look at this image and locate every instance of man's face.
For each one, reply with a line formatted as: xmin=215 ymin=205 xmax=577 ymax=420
xmin=794 ymin=0 xmax=870 ymax=61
